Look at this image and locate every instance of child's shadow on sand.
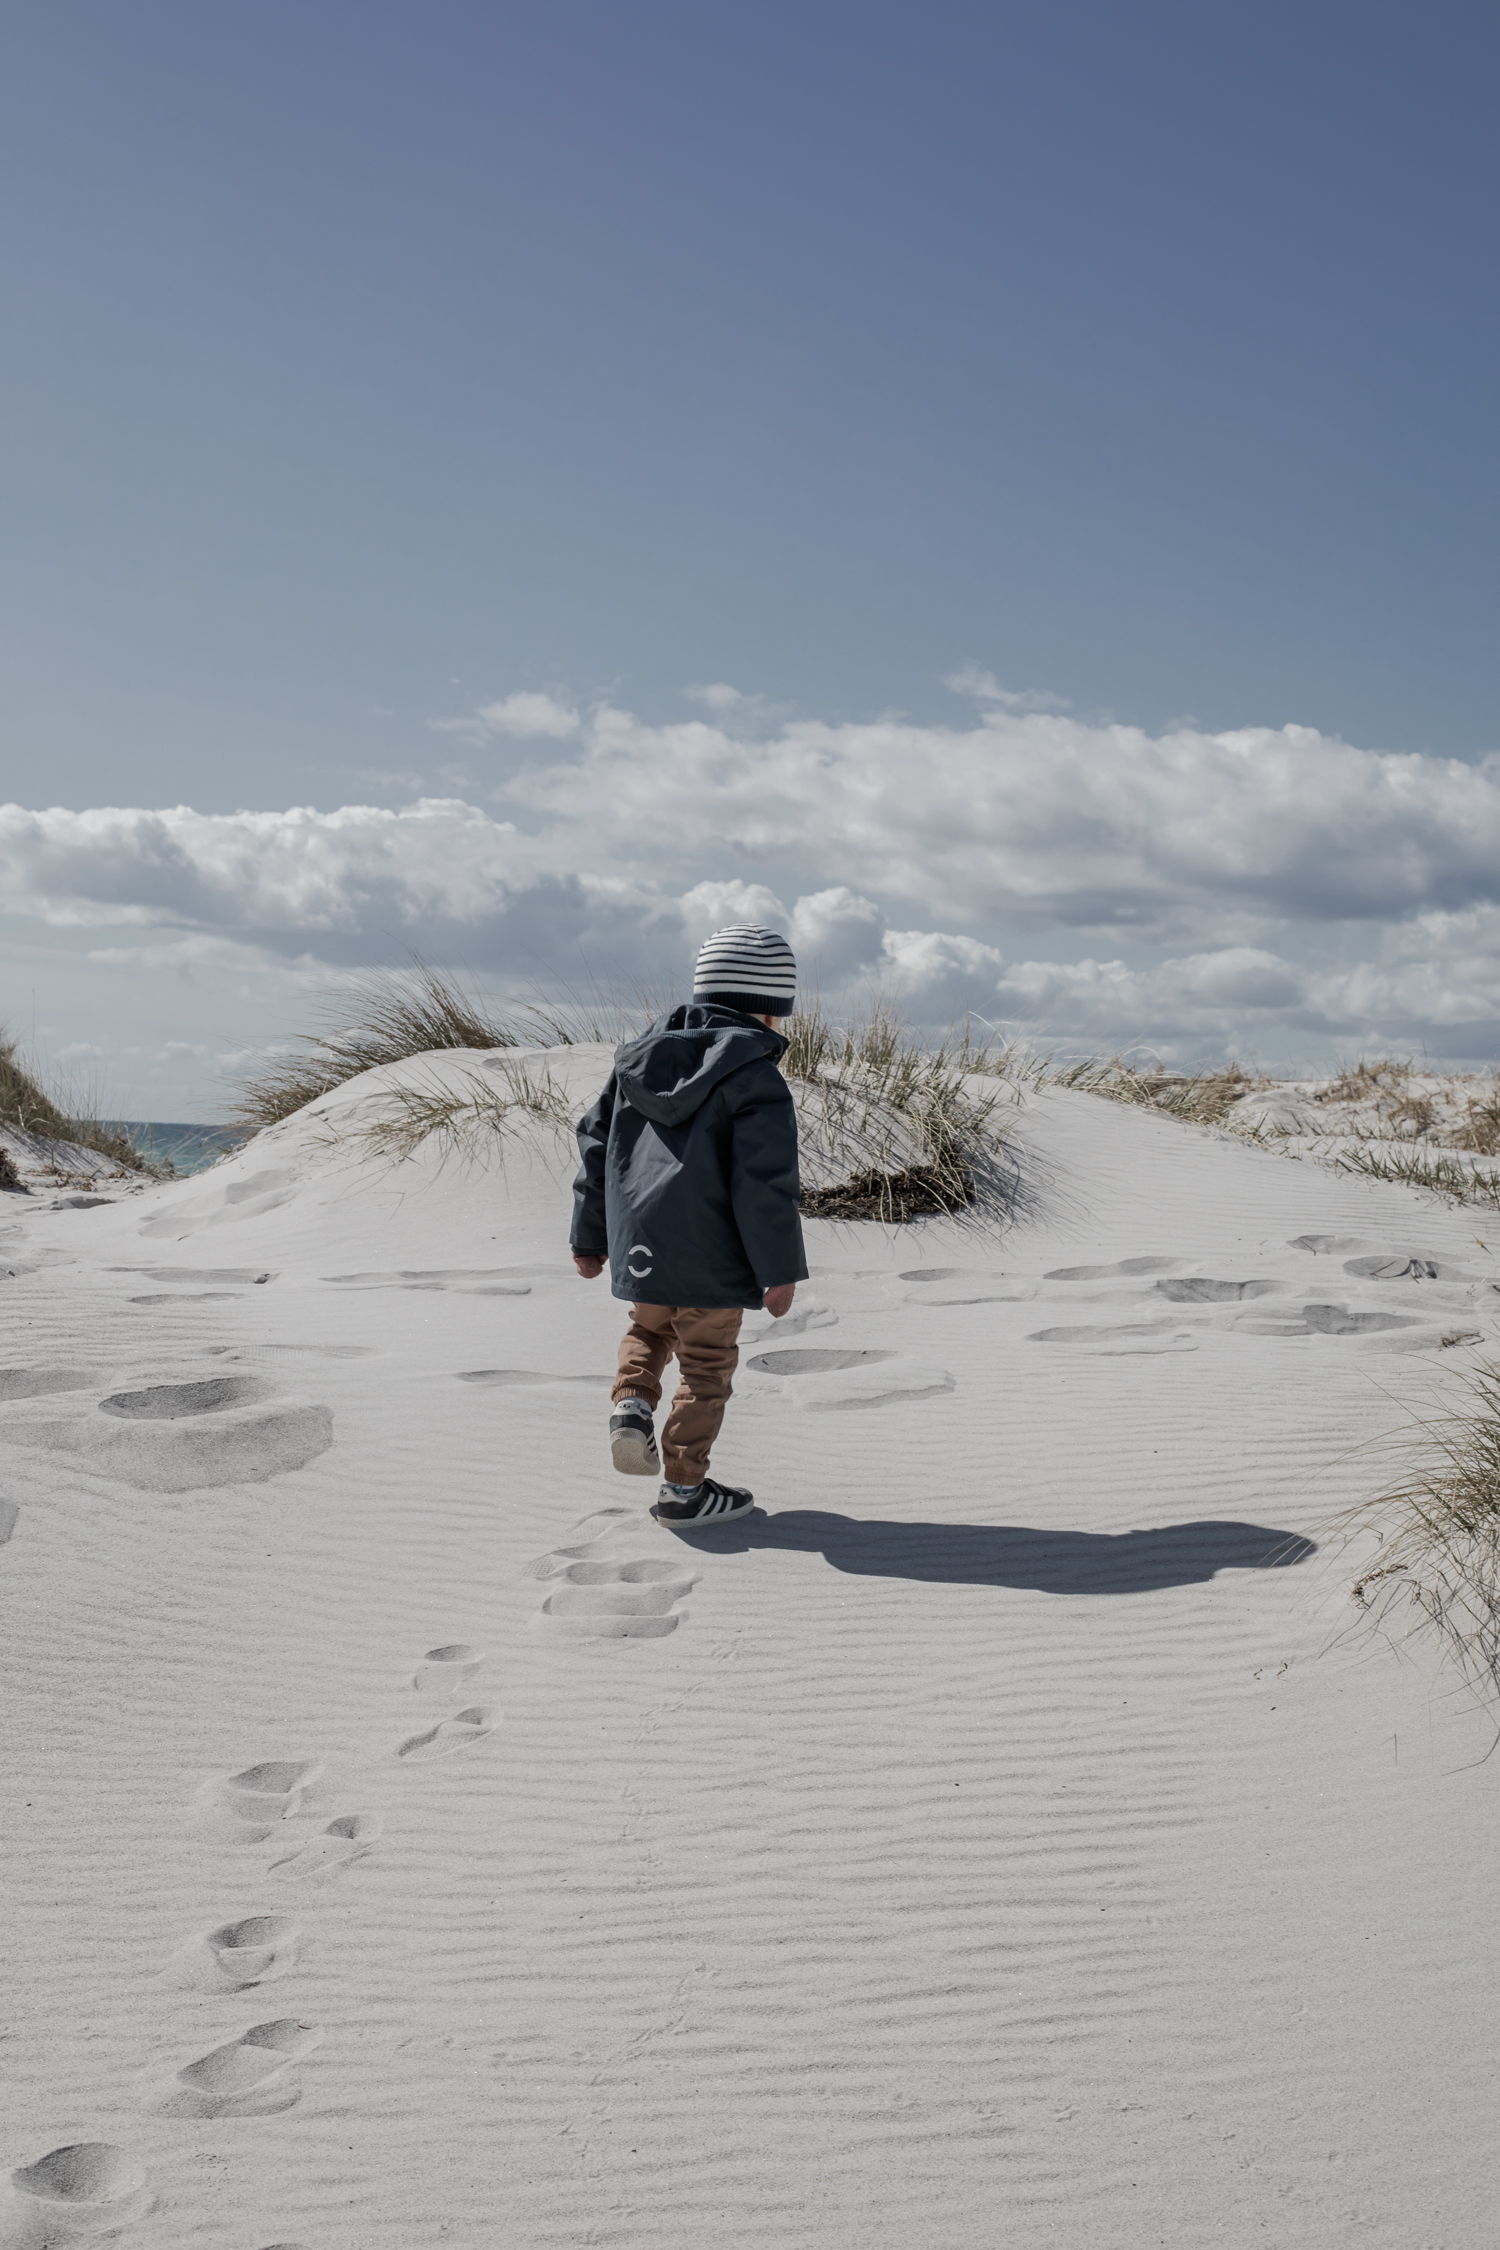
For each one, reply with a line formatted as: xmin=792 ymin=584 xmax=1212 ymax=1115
xmin=671 ymin=1512 xmax=1315 ymax=1594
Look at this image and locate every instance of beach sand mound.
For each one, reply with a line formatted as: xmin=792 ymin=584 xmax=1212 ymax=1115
xmin=2 ymin=1044 xmax=1497 ymax=2247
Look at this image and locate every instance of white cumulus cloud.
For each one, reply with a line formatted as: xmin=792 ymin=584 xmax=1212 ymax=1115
xmin=943 ymin=665 xmax=1072 ymax=713
xmin=880 ymin=929 xmax=1009 ymax=1003
xmin=430 ymin=691 xmax=581 ymax=744
xmin=490 ymin=703 xmax=1500 ymax=938
xmin=11 ymin=692 xmax=1500 ymax=1083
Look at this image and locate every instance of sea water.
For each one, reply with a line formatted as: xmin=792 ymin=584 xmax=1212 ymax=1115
xmin=110 ymin=1122 xmax=245 ymax=1176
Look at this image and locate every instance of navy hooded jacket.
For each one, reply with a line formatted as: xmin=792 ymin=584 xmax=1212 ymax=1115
xmin=570 ymin=1004 xmax=809 ymax=1308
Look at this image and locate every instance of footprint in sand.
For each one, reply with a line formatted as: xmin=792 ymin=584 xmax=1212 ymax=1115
xmin=2 ymin=2144 xmax=151 ymax=2247
xmin=1153 ymin=1277 xmax=1278 ymax=1303
xmin=1224 ymin=1302 xmax=1423 ymax=1338
xmin=157 ymin=2018 xmax=321 ymax=2118
xmin=269 ymin=1813 xmax=381 ymax=1885
xmin=22 ymin=1377 xmax=334 ymax=1494
xmin=523 ymin=1507 xmax=636 ymax=1573
xmin=750 ymin=1345 xmax=894 ymax=1372
xmin=1345 ymin=1253 xmax=1439 ymax=1280
xmin=1028 ymin=1323 xmax=1199 ymax=1354
xmin=138 ymin=1170 xmax=297 ymax=1240
xmin=527 ymin=1508 xmax=697 ymax=1638
xmin=413 ymin=1643 xmax=485 ymax=1693
xmin=0 ymin=1368 xmax=96 ymax=1401
xmin=543 ymin=1558 xmax=698 ymax=1640
xmin=1341 ymin=1252 xmax=1483 ymax=1284
xmin=455 ymin=1369 xmax=606 ymax=1388
xmin=1301 ymin=1303 xmax=1421 ymax=1335
xmin=746 ymin=1346 xmax=956 ymax=1407
xmin=109 ymin=1266 xmax=275 ymax=1285
xmin=1291 ymin=1234 xmax=1483 ymax=1285
xmin=174 ymin=1915 xmax=302 ymax=1992
xmin=193 ymin=1759 xmax=325 ymax=1843
xmin=128 ymin=1293 xmax=242 ymax=1303
xmin=896 ymin=1267 xmax=1037 ymax=1305
xmin=1044 ymin=1257 xmax=1184 ymax=1280
xmin=740 ymin=1294 xmax=839 ymax=1339
xmin=322 ymin=1269 xmax=532 ymax=1295
xmin=99 ymin=1377 xmax=275 ymax=1419
xmin=208 ymin=1343 xmax=373 ymax=1363
xmin=396 ymin=1705 xmax=497 ymax=1760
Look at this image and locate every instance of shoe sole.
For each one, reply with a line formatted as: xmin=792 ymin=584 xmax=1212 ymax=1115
xmin=655 ymin=1499 xmax=754 ymax=1528
xmin=611 ymin=1427 xmax=661 ymax=1476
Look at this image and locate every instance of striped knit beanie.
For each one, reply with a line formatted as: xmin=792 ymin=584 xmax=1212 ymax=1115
xmin=692 ymin=924 xmax=797 ymax=1017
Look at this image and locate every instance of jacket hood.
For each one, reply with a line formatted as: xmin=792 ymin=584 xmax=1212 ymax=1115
xmin=614 ymin=1004 xmax=789 ymax=1127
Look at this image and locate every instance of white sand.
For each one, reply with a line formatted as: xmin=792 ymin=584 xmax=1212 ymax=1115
xmin=2 ymin=1046 xmax=1497 ymax=2248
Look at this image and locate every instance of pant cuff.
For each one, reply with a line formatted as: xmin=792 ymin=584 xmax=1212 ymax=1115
xmin=612 ymin=1379 xmax=662 ymax=1408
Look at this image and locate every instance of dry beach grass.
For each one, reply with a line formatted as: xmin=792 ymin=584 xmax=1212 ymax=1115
xmin=1342 ymin=1362 xmax=1500 ymax=1714
xmin=225 ymin=961 xmax=532 ymax=1132
xmin=781 ymin=1000 xmax=1014 ymax=1222
xmin=338 ymin=1059 xmax=579 ymax=1167
xmin=1012 ymin=1051 xmax=1274 ymax=1135
xmin=980 ymin=1043 xmax=1500 ymax=1212
xmin=231 ymin=967 xmax=1500 ymax=1211
xmin=0 ymin=1028 xmax=159 ymax=1180
xmin=225 ymin=959 xmax=641 ymax=1135
xmin=231 ymin=977 xmax=1021 ymax=1224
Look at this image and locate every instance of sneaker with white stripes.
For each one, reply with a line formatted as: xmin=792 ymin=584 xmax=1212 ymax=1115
xmin=654 ymin=1476 xmax=754 ymax=1526
xmin=610 ymin=1400 xmax=661 ymax=1477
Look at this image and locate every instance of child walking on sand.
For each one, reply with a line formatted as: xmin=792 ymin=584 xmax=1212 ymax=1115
xmin=569 ymin=924 xmax=808 ymax=1526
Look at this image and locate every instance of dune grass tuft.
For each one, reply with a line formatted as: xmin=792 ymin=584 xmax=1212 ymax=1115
xmin=0 ymin=1035 xmax=71 ymax=1139
xmin=1332 ymin=1144 xmax=1500 ymax=1210
xmin=0 ymin=1028 xmax=156 ymax=1176
xmin=780 ymin=999 xmax=1014 ymax=1223
xmin=1446 ymin=1090 xmax=1500 ymax=1155
xmin=1026 ymin=1053 xmax=1271 ymax=1134
xmin=239 ymin=975 xmax=1017 ymax=1213
xmin=344 ymin=1061 xmax=576 ymax=1166
xmin=1345 ymin=1364 xmax=1500 ymax=1714
xmin=1292 ymin=1054 xmax=1500 ymax=1159
xmin=798 ymin=1163 xmax=973 ymax=1222
xmin=1312 ymin=1056 xmax=1414 ymax=1107
xmin=227 ymin=960 xmax=640 ymax=1133
xmin=227 ymin=961 xmax=524 ymax=1131
xmin=974 ymin=1043 xmax=1500 ymax=1205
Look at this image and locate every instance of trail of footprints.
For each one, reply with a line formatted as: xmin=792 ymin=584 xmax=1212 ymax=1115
xmin=2 ymin=1305 xmax=732 ymax=2236
xmin=527 ymin=1506 xmax=699 ymax=1639
xmin=173 ymin=1652 xmax=498 ymax=2095
xmin=10 ymin=1239 xmax=1487 ymax=2233
xmin=1024 ymin=1235 xmax=1495 ymax=1353
xmin=12 ymin=1495 xmax=709 ymax=2232
xmin=4 ymin=1636 xmax=501 ymax=2245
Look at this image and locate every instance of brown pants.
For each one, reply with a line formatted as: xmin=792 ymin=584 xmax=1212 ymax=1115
xmin=613 ymin=1302 xmax=744 ymax=1486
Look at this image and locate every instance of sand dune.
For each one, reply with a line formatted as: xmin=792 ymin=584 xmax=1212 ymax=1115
xmin=2 ymin=1046 xmax=1496 ymax=2246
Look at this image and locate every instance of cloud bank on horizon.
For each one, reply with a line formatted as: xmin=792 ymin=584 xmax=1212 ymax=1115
xmin=9 ymin=685 xmax=1500 ymax=1104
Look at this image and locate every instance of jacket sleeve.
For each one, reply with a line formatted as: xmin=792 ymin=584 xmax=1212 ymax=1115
xmin=726 ymin=1066 xmax=808 ymax=1290
xmin=570 ymin=1074 xmax=616 ymax=1254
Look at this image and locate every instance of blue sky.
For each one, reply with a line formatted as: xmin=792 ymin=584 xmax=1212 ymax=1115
xmin=3 ymin=2 xmax=1500 ymax=1113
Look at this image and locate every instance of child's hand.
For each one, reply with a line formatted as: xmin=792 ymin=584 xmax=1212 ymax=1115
xmin=572 ymin=1252 xmax=607 ymax=1279
xmin=762 ymin=1282 xmax=796 ymax=1318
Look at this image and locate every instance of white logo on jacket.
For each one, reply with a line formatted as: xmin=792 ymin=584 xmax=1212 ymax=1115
xmin=626 ymin=1243 xmax=654 ymax=1280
